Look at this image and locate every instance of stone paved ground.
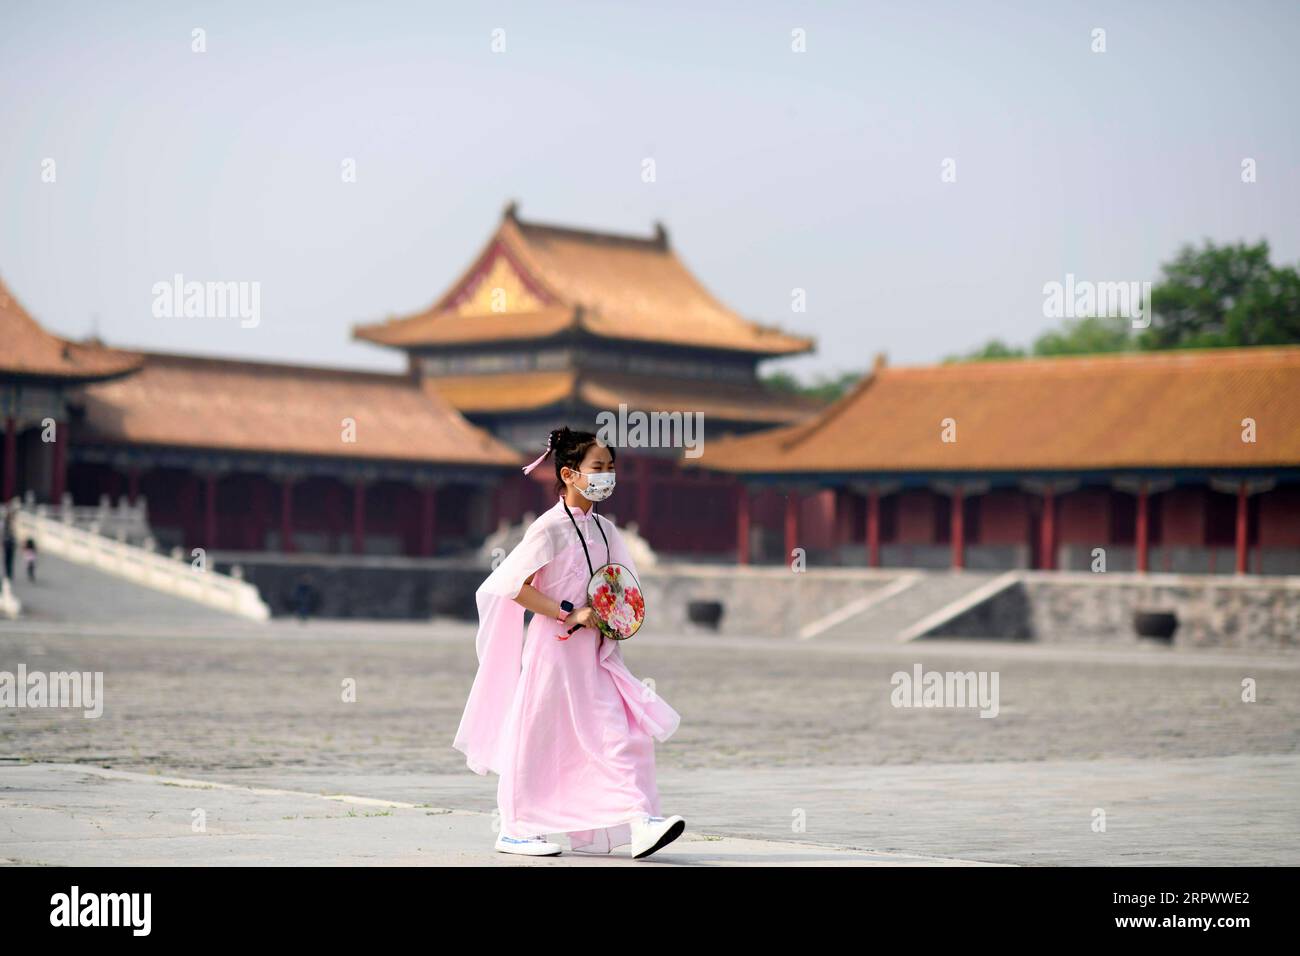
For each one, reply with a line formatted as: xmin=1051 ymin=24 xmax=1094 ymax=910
xmin=0 ymin=763 xmax=1002 ymax=866
xmin=1 ymin=620 xmax=1297 ymax=864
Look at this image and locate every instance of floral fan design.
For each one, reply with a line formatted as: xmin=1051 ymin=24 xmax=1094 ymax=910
xmin=586 ymin=564 xmax=645 ymax=641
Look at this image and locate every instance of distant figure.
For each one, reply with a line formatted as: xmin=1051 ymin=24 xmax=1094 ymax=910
xmin=23 ymin=537 xmax=37 ymax=583
xmin=1 ymin=508 xmax=15 ymax=583
xmin=292 ymin=574 xmax=318 ymax=622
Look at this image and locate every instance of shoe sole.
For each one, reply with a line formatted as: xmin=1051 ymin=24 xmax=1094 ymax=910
xmin=496 ymin=844 xmax=562 ymax=856
xmin=633 ymin=818 xmax=685 ymax=859
xmin=496 ymin=848 xmax=562 ymax=856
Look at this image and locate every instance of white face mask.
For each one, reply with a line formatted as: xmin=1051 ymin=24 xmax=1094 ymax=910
xmin=572 ymin=469 xmax=616 ymax=501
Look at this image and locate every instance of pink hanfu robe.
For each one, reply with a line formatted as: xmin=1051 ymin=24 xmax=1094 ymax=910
xmin=452 ymin=495 xmax=681 ymax=853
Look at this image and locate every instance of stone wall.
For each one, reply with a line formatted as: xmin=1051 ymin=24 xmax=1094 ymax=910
xmin=215 ymin=551 xmax=898 ymax=637
xmin=638 ymin=565 xmax=898 ymax=638
xmin=928 ymin=572 xmax=1300 ymax=650
xmin=1057 ymin=544 xmax=1300 ymax=575
xmin=213 ymin=554 xmax=483 ymax=620
xmin=215 ymin=552 xmax=1300 ymax=650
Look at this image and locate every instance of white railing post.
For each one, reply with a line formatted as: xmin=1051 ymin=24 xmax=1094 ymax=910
xmin=0 ymin=576 xmax=20 ymax=620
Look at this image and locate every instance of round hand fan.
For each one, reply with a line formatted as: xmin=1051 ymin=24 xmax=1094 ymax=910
xmin=565 ymin=563 xmax=645 ymax=640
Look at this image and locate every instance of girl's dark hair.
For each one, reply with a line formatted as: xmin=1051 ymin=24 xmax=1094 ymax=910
xmin=546 ymin=426 xmax=616 ymax=498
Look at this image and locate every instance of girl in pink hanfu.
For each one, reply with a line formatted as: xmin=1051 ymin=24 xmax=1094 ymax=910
xmin=452 ymin=426 xmax=685 ymax=859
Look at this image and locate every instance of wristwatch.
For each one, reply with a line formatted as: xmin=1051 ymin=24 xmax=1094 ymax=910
xmin=556 ymin=599 xmax=574 ymax=623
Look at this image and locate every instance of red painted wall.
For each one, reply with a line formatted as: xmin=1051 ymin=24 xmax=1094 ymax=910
xmin=1260 ymin=485 xmax=1300 ymax=547
xmin=1058 ymin=489 xmax=1110 ymax=544
xmin=978 ymin=490 xmax=1031 ymax=544
xmin=897 ymin=490 xmax=937 ymax=544
xmin=1160 ymin=487 xmax=1208 ymax=546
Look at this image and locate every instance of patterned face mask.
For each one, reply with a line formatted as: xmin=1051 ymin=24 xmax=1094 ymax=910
xmin=573 ymin=469 xmax=616 ymax=501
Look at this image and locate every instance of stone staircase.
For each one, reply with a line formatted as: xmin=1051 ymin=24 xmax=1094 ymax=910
xmin=4 ymin=553 xmax=246 ymax=625
xmin=804 ymin=570 xmax=1006 ymax=642
xmin=11 ymin=506 xmax=269 ymax=621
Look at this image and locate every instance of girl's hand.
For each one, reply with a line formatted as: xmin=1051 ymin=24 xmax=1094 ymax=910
xmin=570 ymin=606 xmax=597 ymax=628
xmin=559 ymin=606 xmax=597 ymax=637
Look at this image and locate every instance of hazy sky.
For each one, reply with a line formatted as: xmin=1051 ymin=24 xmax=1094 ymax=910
xmin=3 ymin=0 xmax=1298 ymax=381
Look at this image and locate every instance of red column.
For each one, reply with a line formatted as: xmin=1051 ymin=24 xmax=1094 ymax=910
xmin=2 ymin=417 xmax=16 ymax=502
xmin=204 ymin=473 xmax=218 ymax=549
xmin=252 ymin=477 xmax=272 ymax=550
xmin=489 ymin=482 xmax=501 ymax=532
xmin=951 ymin=488 xmax=965 ymax=570
xmin=280 ymin=479 xmax=296 ymax=553
xmin=179 ymin=474 xmax=198 ymax=550
xmin=866 ymin=489 xmax=880 ymax=568
xmin=420 ymin=484 xmax=437 ymax=557
xmin=1040 ymin=487 xmax=1056 ymax=571
xmin=784 ymin=490 xmax=800 ymax=560
xmin=736 ymin=484 xmax=750 ymax=565
xmin=636 ymin=458 xmax=650 ymax=533
xmin=830 ymin=489 xmax=844 ymax=561
xmin=1235 ymin=481 xmax=1248 ymax=574
xmin=352 ymin=481 xmax=366 ymax=554
xmin=1135 ymin=482 xmax=1149 ymax=573
xmin=50 ymin=422 xmax=67 ymax=503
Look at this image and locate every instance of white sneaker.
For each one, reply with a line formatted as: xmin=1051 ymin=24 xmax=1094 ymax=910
xmin=629 ymin=814 xmax=686 ymax=859
xmin=495 ymin=832 xmax=563 ymax=856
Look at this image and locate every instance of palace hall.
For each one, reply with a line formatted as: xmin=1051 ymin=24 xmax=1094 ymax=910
xmin=3 ymin=203 xmax=1298 ymax=572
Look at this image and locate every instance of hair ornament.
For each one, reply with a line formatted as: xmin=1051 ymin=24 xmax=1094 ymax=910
xmin=522 ymin=431 xmax=556 ymax=475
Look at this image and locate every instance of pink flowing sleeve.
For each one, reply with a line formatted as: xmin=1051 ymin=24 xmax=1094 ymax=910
xmin=451 ymin=517 xmax=557 ymax=775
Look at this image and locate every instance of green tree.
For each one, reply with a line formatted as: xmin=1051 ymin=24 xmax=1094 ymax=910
xmin=946 ymin=317 xmax=1132 ymax=362
xmin=948 ymin=238 xmax=1300 ymax=362
xmin=942 ymin=339 xmax=1027 ymax=363
xmin=1142 ymin=239 xmax=1300 ymax=348
xmin=1032 ymin=314 xmax=1133 ymax=355
xmin=761 ymin=369 xmax=862 ymax=403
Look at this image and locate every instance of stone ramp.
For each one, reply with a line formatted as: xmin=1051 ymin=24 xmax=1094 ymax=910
xmin=4 ymin=553 xmax=244 ymax=625
xmin=807 ymin=570 xmax=1003 ymax=641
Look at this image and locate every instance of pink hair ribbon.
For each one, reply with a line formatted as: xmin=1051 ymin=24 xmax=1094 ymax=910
xmin=521 ymin=437 xmax=553 ymax=475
